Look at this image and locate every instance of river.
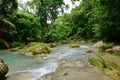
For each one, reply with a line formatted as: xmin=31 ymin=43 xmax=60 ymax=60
xmin=0 ymin=43 xmax=92 ymax=80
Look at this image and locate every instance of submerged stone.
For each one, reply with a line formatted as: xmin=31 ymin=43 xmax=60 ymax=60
xmin=69 ymin=43 xmax=80 ymax=48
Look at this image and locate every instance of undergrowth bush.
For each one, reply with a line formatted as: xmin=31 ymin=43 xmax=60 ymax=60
xmin=47 ymin=22 xmax=71 ymax=42
xmin=89 ymin=54 xmax=120 ymax=80
xmin=10 ymin=12 xmax=43 ymax=43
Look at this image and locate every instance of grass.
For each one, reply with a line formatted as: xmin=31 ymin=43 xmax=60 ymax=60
xmin=8 ymin=47 xmax=20 ymax=51
xmin=98 ymin=43 xmax=114 ymax=52
xmin=89 ymin=54 xmax=120 ymax=80
xmin=111 ymin=51 xmax=120 ymax=56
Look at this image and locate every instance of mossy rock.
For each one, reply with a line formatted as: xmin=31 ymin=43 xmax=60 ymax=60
xmin=47 ymin=43 xmax=59 ymax=48
xmin=86 ymin=49 xmax=93 ymax=53
xmin=23 ymin=42 xmax=51 ymax=56
xmin=62 ymin=40 xmax=69 ymax=44
xmin=0 ymin=59 xmax=9 ymax=80
xmin=8 ymin=47 xmax=20 ymax=51
xmin=69 ymin=43 xmax=80 ymax=48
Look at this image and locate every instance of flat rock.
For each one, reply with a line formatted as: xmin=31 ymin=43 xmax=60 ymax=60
xmin=6 ymin=72 xmax=36 ymax=80
xmin=38 ymin=60 xmax=104 ymax=80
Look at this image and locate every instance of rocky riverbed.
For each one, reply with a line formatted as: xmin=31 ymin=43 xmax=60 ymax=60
xmin=1 ymin=42 xmax=112 ymax=80
xmin=6 ymin=59 xmax=105 ymax=80
xmin=38 ymin=59 xmax=105 ymax=80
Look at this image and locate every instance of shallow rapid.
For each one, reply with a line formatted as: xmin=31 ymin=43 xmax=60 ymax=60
xmin=0 ymin=43 xmax=92 ymax=80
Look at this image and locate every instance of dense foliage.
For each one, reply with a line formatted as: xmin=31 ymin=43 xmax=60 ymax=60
xmin=27 ymin=0 xmax=64 ymax=27
xmin=0 ymin=11 xmax=43 ymax=47
xmin=0 ymin=0 xmax=18 ymax=17
xmin=57 ymin=0 xmax=120 ymax=42
xmin=47 ymin=19 xmax=71 ymax=42
xmin=10 ymin=12 xmax=43 ymax=43
xmin=0 ymin=0 xmax=120 ymax=48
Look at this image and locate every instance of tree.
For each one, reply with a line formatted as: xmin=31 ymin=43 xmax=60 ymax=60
xmin=97 ymin=0 xmax=120 ymax=42
xmin=0 ymin=0 xmax=18 ymax=17
xmin=27 ymin=0 xmax=64 ymax=27
xmin=0 ymin=0 xmax=18 ymax=45
xmin=69 ymin=0 xmax=120 ymax=42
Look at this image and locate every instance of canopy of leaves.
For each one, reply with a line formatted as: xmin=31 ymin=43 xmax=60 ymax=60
xmin=57 ymin=0 xmax=120 ymax=42
xmin=0 ymin=0 xmax=120 ymax=48
xmin=27 ymin=0 xmax=64 ymax=27
xmin=0 ymin=0 xmax=18 ymax=17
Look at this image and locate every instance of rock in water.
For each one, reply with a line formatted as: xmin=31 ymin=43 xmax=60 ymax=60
xmin=69 ymin=43 xmax=80 ymax=48
xmin=0 ymin=59 xmax=9 ymax=80
xmin=92 ymin=41 xmax=105 ymax=48
xmin=23 ymin=42 xmax=51 ymax=56
xmin=113 ymin=46 xmax=120 ymax=51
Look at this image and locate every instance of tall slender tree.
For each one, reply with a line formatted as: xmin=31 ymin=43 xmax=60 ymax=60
xmin=27 ymin=0 xmax=64 ymax=27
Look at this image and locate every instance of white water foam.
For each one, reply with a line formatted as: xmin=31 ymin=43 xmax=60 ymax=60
xmin=80 ymin=45 xmax=90 ymax=48
xmin=16 ymin=62 xmax=58 ymax=80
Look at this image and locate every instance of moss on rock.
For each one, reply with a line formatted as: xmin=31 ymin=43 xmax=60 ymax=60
xmin=69 ymin=43 xmax=80 ymax=48
xmin=23 ymin=42 xmax=51 ymax=56
xmin=47 ymin=43 xmax=59 ymax=48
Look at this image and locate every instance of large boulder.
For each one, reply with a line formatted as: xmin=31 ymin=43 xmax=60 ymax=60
xmin=23 ymin=42 xmax=51 ymax=56
xmin=113 ymin=46 xmax=120 ymax=51
xmin=92 ymin=41 xmax=105 ymax=48
xmin=105 ymin=46 xmax=120 ymax=53
xmin=0 ymin=59 xmax=9 ymax=80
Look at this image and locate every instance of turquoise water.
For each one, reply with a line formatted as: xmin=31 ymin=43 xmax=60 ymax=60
xmin=0 ymin=44 xmax=91 ymax=79
xmin=0 ymin=51 xmax=43 ymax=75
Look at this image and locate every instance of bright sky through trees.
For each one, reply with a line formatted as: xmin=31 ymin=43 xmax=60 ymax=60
xmin=18 ymin=0 xmax=81 ymax=13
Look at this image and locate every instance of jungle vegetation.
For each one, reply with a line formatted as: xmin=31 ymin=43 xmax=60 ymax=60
xmin=0 ymin=0 xmax=120 ymax=48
